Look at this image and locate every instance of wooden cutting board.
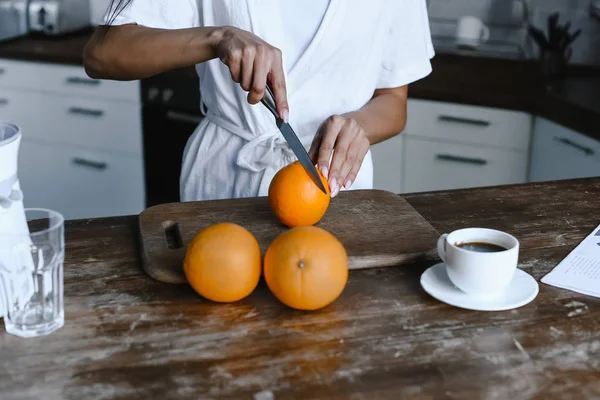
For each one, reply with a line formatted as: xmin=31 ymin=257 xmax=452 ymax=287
xmin=138 ymin=190 xmax=440 ymax=284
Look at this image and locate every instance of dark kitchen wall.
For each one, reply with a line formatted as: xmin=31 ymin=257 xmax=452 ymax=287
xmin=428 ymin=0 xmax=600 ymax=65
xmin=528 ymin=0 xmax=600 ymax=65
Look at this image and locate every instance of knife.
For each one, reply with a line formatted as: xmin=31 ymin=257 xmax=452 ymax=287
xmin=260 ymin=85 xmax=328 ymax=194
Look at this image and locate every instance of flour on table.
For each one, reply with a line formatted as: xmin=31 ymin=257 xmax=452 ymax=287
xmin=254 ymin=390 xmax=275 ymax=400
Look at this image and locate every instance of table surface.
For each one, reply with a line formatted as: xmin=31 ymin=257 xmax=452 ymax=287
xmin=1 ymin=178 xmax=600 ymax=399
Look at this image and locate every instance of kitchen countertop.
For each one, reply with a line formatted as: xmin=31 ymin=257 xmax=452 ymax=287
xmin=1 ymin=178 xmax=599 ymax=398
xmin=0 ymin=30 xmax=91 ymax=65
xmin=547 ymin=77 xmax=600 ymax=117
xmin=0 ymin=31 xmax=599 ymax=141
xmin=409 ymin=53 xmax=600 ymax=141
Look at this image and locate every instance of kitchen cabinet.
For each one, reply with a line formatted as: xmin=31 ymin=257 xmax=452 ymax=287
xmin=0 ymin=58 xmax=144 ymax=219
xmin=0 ymin=58 xmax=138 ymax=101
xmin=403 ymin=136 xmax=528 ymax=192
xmin=371 ymin=134 xmax=404 ymax=194
xmin=0 ymin=87 xmax=142 ymax=155
xmin=371 ymin=99 xmax=532 ymax=193
xmin=18 ymin=139 xmax=144 ymax=220
xmin=404 ymin=99 xmax=532 ymax=151
xmin=529 ymin=117 xmax=600 ymax=182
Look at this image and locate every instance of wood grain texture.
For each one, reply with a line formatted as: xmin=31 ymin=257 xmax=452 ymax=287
xmin=138 ymin=190 xmax=440 ymax=283
xmin=1 ymin=179 xmax=600 ymax=399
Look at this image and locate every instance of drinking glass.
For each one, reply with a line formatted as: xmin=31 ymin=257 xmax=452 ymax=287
xmin=0 ymin=208 xmax=64 ymax=338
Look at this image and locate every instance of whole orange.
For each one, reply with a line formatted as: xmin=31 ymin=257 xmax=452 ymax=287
xmin=264 ymin=226 xmax=348 ymax=310
xmin=184 ymin=223 xmax=261 ymax=303
xmin=268 ymin=161 xmax=330 ymax=227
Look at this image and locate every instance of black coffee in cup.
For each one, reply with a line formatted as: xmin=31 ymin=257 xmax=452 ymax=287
xmin=456 ymin=242 xmax=507 ymax=253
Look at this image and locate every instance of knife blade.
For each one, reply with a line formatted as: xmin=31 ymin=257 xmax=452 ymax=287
xmin=276 ymin=118 xmax=328 ymax=194
xmin=260 ymin=86 xmax=328 ymax=194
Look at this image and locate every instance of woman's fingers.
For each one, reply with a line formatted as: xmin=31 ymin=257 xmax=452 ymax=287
xmin=227 ymin=48 xmax=242 ymax=83
xmin=337 ymin=140 xmax=359 ymax=190
xmin=316 ymin=115 xmax=345 ymax=184
xmin=240 ymin=46 xmax=255 ymax=92
xmin=216 ymin=27 xmax=288 ymax=117
xmin=247 ymin=45 xmax=268 ymax=104
xmin=314 ymin=115 xmax=370 ymax=198
xmin=308 ymin=131 xmax=322 ymax=164
xmin=268 ymin=49 xmax=289 ymax=122
xmin=341 ymin=137 xmax=369 ymax=190
xmin=328 ymin=119 xmax=358 ymax=197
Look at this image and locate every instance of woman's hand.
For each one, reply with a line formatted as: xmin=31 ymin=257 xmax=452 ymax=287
xmin=215 ymin=26 xmax=289 ymax=121
xmin=306 ymin=87 xmax=409 ymax=198
xmin=308 ymin=114 xmax=371 ymax=198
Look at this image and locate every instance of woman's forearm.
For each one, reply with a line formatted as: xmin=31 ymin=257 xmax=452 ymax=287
xmin=83 ymin=24 xmax=224 ymax=80
xmin=84 ymin=24 xmax=290 ymax=118
xmin=343 ymin=85 xmax=409 ymax=145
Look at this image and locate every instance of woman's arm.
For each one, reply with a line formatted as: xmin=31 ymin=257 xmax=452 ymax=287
xmin=308 ymin=85 xmax=408 ymax=197
xmin=84 ymin=25 xmax=289 ymax=118
xmin=83 ymin=25 xmax=221 ymax=80
xmin=344 ymin=86 xmax=408 ymax=145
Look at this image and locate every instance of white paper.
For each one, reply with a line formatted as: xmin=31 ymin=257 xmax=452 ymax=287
xmin=542 ymin=223 xmax=600 ymax=298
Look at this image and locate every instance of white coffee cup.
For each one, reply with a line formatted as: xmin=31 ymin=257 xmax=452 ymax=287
xmin=455 ymin=16 xmax=490 ymax=48
xmin=437 ymin=228 xmax=519 ymax=297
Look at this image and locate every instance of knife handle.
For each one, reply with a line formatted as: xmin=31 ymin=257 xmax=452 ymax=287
xmin=260 ymin=85 xmax=279 ymax=119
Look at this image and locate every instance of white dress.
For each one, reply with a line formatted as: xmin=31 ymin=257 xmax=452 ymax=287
xmin=107 ymin=0 xmax=435 ymax=201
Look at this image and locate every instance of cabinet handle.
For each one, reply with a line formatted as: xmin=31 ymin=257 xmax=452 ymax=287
xmin=68 ymin=107 xmax=105 ymax=118
xmin=0 ymin=99 xmax=8 ymax=106
xmin=66 ymin=77 xmax=101 ymax=86
xmin=165 ymin=110 xmax=203 ymax=125
xmin=438 ymin=115 xmax=491 ymax=127
xmin=554 ymin=137 xmax=595 ymax=156
xmin=72 ymin=157 xmax=108 ymax=170
xmin=436 ymin=154 xmax=488 ymax=166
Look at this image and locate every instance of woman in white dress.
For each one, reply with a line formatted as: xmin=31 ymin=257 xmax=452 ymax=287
xmin=84 ymin=0 xmax=434 ymax=201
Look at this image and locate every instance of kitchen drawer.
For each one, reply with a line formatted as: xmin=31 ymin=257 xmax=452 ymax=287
xmin=530 ymin=118 xmax=600 ymax=182
xmin=0 ymin=88 xmax=142 ymax=155
xmin=0 ymin=58 xmax=140 ymax=103
xmin=371 ymin=134 xmax=404 ymax=194
xmin=18 ymin=138 xmax=145 ymax=220
xmin=405 ymin=99 xmax=532 ymax=151
xmin=403 ymin=137 xmax=528 ymax=193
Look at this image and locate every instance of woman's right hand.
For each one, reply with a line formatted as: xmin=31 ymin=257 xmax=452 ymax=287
xmin=214 ymin=26 xmax=289 ymax=122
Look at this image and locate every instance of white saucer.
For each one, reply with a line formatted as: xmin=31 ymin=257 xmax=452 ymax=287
xmin=420 ymin=263 xmax=539 ymax=311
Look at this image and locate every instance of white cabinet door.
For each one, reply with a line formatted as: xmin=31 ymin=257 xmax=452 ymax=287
xmin=371 ymin=134 xmax=404 ymax=194
xmin=18 ymin=138 xmax=145 ymax=220
xmin=529 ymin=118 xmax=600 ymax=182
xmin=0 ymin=88 xmax=142 ymax=155
xmin=404 ymin=137 xmax=528 ymax=193
xmin=0 ymin=58 xmax=140 ymax=103
xmin=406 ymin=99 xmax=532 ymax=151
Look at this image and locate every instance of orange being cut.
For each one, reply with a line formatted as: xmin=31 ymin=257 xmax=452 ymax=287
xmin=268 ymin=161 xmax=330 ymax=227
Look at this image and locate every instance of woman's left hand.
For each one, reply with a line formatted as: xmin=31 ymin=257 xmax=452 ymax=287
xmin=308 ymin=114 xmax=371 ymax=198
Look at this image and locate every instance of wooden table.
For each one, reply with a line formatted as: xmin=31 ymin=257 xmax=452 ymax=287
xmin=1 ymin=179 xmax=600 ymax=399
